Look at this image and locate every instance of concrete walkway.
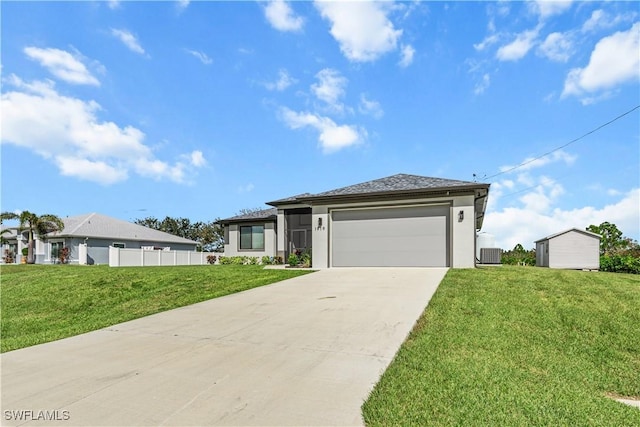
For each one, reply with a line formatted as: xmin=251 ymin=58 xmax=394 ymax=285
xmin=1 ymin=268 xmax=447 ymax=426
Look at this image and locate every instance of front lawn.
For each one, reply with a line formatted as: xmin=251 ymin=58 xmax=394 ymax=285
xmin=0 ymin=264 xmax=313 ymax=353
xmin=363 ymin=267 xmax=640 ymax=426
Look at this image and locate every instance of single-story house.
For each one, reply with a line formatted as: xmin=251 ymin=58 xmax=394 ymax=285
xmin=219 ymin=173 xmax=490 ymax=268
xmin=1 ymin=213 xmax=198 ymax=265
xmin=535 ymin=228 xmax=601 ymax=270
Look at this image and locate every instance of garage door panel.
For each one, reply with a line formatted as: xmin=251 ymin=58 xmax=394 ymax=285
xmin=331 ymin=205 xmax=449 ymax=267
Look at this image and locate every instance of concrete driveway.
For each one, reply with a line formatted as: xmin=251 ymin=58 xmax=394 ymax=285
xmin=1 ymin=268 xmax=447 ymax=426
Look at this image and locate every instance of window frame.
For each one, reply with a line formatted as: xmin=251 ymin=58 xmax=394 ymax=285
xmin=50 ymin=240 xmax=64 ymax=261
xmin=239 ymin=224 xmax=265 ymax=251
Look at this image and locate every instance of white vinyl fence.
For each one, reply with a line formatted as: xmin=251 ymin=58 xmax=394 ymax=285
xmin=109 ymin=247 xmax=213 ymax=267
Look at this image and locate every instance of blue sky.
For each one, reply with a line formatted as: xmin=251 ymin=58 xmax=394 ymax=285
xmin=2 ymin=0 xmax=639 ymax=249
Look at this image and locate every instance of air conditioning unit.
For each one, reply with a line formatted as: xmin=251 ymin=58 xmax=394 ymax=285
xmin=480 ymin=248 xmax=502 ymax=264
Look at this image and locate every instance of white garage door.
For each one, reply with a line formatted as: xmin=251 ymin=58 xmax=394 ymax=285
xmin=331 ymin=205 xmax=450 ymax=267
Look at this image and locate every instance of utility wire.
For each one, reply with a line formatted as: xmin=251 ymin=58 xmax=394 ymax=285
xmin=484 ymin=104 xmax=640 ymax=181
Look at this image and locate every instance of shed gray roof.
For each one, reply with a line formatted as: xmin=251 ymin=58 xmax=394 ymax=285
xmin=218 ymin=208 xmax=277 ymax=224
xmin=534 ymin=228 xmax=601 ymax=243
xmin=46 ymin=213 xmax=198 ymax=245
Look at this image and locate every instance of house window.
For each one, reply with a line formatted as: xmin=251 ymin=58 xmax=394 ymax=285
xmin=240 ymin=225 xmax=264 ymax=250
xmin=51 ymin=241 xmax=64 ymax=260
xmin=113 ymin=242 xmax=126 ymax=248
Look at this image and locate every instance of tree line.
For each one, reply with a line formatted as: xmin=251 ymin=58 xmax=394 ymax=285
xmin=133 ymin=216 xmax=224 ymax=252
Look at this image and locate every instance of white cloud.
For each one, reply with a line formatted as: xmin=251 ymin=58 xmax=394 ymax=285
xmin=530 ymin=0 xmax=573 ymax=20
xmin=280 ymin=107 xmax=363 ymax=153
xmin=56 ymin=156 xmax=127 ymax=185
xmin=499 ymin=150 xmax=577 ymax=174
xmin=484 ymin=188 xmax=639 ymax=250
xmin=237 ymin=183 xmax=255 ymax=193
xmin=264 ymin=0 xmax=304 ymax=32
xmin=311 ymin=68 xmax=347 ymax=112
xmin=358 ymin=94 xmax=384 ymax=119
xmin=563 ymin=22 xmax=640 ymax=99
xmin=189 ymin=150 xmax=206 ymax=167
xmin=474 ymin=34 xmax=500 ymax=51
xmin=0 ymin=76 xmax=202 ymax=185
xmin=496 ymin=26 xmax=540 ymax=61
xmin=582 ymin=9 xmax=638 ymax=32
xmin=398 ymin=44 xmax=415 ymax=67
xmin=111 ymin=28 xmax=146 ymax=56
xmin=265 ymin=69 xmax=297 ymax=91
xmin=314 ymin=1 xmax=402 ymax=62
xmin=24 ymin=47 xmax=100 ymax=86
xmin=185 ymin=49 xmax=212 ymax=65
xmin=107 ymin=0 xmax=120 ymax=10
xmin=474 ymin=73 xmax=491 ymax=95
xmin=538 ymin=32 xmax=573 ymax=62
xmin=177 ymin=0 xmax=190 ymax=12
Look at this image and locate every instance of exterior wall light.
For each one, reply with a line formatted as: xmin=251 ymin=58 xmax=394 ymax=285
xmin=458 ymin=210 xmax=464 ymax=222
xmin=317 ymin=218 xmax=323 ymax=229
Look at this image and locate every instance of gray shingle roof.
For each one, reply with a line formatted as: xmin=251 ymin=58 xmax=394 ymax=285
xmin=306 ymin=174 xmax=480 ymax=198
xmin=47 ymin=213 xmax=198 ymax=245
xmin=218 ymin=208 xmax=277 ymax=224
xmin=267 ymin=174 xmax=487 ymax=206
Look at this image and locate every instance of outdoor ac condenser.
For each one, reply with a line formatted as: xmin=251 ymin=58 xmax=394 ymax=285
xmin=480 ymin=248 xmax=502 ymax=264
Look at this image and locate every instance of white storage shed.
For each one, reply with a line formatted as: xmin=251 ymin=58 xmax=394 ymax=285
xmin=535 ymin=228 xmax=601 ymax=270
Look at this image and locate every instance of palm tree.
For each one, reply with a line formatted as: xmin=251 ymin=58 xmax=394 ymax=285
xmin=0 ymin=211 xmax=65 ymax=264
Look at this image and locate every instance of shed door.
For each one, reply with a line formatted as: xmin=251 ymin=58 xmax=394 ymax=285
xmin=331 ymin=205 xmax=449 ymax=267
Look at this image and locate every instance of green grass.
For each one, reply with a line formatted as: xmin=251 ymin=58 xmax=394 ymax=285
xmin=0 ymin=264 xmax=313 ymax=353
xmin=363 ymin=267 xmax=640 ymax=427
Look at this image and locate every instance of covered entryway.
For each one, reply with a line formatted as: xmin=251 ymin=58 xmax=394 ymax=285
xmin=285 ymin=207 xmax=312 ymax=261
xmin=331 ymin=204 xmax=450 ymax=267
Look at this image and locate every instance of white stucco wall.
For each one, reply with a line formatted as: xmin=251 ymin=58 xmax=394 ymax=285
xmin=451 ymin=195 xmax=476 ymax=268
xmin=309 ymin=194 xmax=478 ymax=269
xmin=312 ymin=206 xmax=330 ymax=268
xmin=224 ymin=222 xmax=277 ymax=259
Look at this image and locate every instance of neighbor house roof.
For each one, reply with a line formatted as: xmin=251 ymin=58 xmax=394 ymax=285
xmin=46 ymin=213 xmax=198 ymax=245
xmin=218 ymin=208 xmax=277 ymax=225
xmin=534 ymin=228 xmax=601 ymax=243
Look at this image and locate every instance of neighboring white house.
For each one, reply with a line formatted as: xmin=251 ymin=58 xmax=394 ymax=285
xmin=219 ymin=174 xmax=491 ymax=268
xmin=1 ymin=213 xmax=198 ymax=265
xmin=535 ymin=228 xmax=601 ymax=270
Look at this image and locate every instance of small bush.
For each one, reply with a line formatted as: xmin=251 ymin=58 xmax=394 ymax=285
xmin=3 ymin=249 xmax=15 ymax=264
xmin=58 ymin=247 xmax=70 ymax=264
xmin=248 ymin=257 xmax=259 ymax=265
xmin=300 ymin=249 xmax=312 ymax=268
xmin=275 ymin=256 xmax=283 ymax=265
xmin=206 ymin=255 xmax=217 ymax=265
xmin=288 ymin=253 xmax=299 ymax=266
xmin=261 ymin=256 xmax=273 ymax=265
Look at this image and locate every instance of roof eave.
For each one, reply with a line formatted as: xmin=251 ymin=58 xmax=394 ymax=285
xmin=218 ymin=215 xmax=277 ymax=225
xmin=298 ymin=184 xmax=490 ymax=205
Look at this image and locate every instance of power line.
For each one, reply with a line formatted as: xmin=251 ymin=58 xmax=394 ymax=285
xmin=484 ymin=104 xmax=640 ymax=181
